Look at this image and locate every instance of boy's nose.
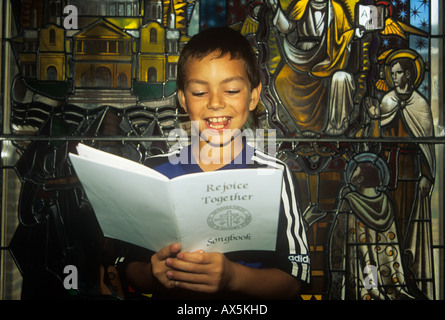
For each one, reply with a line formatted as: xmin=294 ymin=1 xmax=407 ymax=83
xmin=207 ymin=93 xmax=224 ymax=110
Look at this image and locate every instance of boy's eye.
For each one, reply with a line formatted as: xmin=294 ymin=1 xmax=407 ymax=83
xmin=192 ymin=91 xmax=206 ymax=97
xmin=226 ymin=90 xmax=240 ymax=95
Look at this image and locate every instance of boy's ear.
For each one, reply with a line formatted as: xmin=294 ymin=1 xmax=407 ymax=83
xmin=249 ymin=83 xmax=262 ymax=111
xmin=177 ymin=90 xmax=187 ymax=112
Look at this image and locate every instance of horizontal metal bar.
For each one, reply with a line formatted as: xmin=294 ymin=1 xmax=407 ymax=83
xmin=1 ymin=134 xmax=445 ymax=144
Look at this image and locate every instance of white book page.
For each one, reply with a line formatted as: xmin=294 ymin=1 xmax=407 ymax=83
xmin=69 ymin=153 xmax=179 ymax=251
xmin=170 ymin=168 xmax=283 ymax=253
xmin=75 ymin=143 xmax=168 ymax=181
xmin=70 ymin=144 xmax=284 ymax=253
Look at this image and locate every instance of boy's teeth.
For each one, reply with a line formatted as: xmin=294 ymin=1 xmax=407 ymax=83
xmin=207 ymin=117 xmax=230 ymax=129
xmin=209 ymin=117 xmax=227 ymax=122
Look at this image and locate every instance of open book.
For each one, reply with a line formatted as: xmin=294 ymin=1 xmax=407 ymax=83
xmin=69 ymin=144 xmax=284 ymax=253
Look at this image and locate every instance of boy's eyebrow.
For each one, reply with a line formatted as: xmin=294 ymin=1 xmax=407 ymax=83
xmin=220 ymin=76 xmax=246 ymax=84
xmin=186 ymin=79 xmax=208 ymax=85
xmin=186 ymin=76 xmax=247 ymax=86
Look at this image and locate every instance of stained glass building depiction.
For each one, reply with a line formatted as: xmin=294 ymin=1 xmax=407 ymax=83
xmin=0 ymin=0 xmax=443 ymax=300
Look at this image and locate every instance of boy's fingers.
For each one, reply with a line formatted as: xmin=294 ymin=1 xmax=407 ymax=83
xmin=156 ymin=243 xmax=181 ymax=261
xmin=168 ymin=252 xmax=218 ymax=273
xmin=177 ymin=251 xmax=208 ymax=264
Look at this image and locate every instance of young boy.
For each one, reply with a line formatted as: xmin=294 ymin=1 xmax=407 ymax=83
xmin=119 ymin=27 xmax=310 ymax=299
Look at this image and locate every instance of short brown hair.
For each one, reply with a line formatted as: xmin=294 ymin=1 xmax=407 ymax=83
xmin=177 ymin=27 xmax=261 ymax=92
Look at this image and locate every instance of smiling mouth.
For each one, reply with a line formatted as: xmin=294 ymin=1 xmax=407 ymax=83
xmin=205 ymin=117 xmax=233 ymax=130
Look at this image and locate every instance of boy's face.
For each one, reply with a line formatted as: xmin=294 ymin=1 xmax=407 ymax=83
xmin=178 ymin=51 xmax=261 ymax=146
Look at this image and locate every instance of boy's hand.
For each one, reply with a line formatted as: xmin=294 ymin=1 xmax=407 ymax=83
xmin=165 ymin=251 xmax=235 ymax=294
xmin=151 ymin=243 xmax=182 ymax=289
xmin=144 ymin=245 xmax=302 ymax=298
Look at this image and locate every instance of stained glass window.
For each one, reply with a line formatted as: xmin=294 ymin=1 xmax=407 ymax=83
xmin=0 ymin=0 xmax=443 ymax=300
